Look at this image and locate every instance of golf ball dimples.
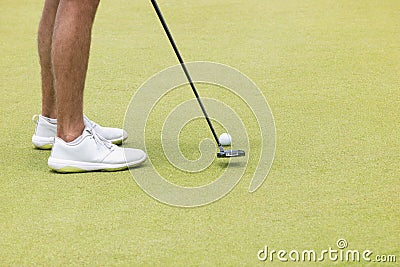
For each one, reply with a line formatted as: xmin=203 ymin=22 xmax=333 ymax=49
xmin=219 ymin=133 xmax=232 ymax=146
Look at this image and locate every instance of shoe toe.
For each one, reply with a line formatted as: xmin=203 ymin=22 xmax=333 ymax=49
xmin=124 ymin=148 xmax=146 ymax=164
xmin=122 ymin=129 xmax=128 ymax=140
xmin=98 ymin=127 xmax=128 ymax=143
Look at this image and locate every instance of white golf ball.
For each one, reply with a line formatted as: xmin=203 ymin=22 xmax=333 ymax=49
xmin=219 ymin=133 xmax=232 ymax=146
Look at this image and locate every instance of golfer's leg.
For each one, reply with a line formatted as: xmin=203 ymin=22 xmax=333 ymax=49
xmin=52 ymin=0 xmax=100 ymax=142
xmin=38 ymin=0 xmax=60 ymax=119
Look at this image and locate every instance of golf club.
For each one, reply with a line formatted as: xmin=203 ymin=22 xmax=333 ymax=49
xmin=150 ymin=0 xmax=245 ymax=158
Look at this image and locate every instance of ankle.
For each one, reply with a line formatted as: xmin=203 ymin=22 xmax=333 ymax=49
xmin=57 ymin=125 xmax=85 ymax=143
xmin=58 ymin=134 xmax=82 ymax=143
xmin=41 ymin=111 xmax=57 ymax=120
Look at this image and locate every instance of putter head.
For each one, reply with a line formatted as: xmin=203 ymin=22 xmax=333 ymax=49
xmin=217 ymin=150 xmax=245 ymax=158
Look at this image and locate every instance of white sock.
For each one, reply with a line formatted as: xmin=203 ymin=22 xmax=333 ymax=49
xmin=42 ymin=115 xmax=57 ymax=125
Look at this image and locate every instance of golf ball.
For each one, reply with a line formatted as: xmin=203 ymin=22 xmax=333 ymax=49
xmin=219 ymin=133 xmax=232 ymax=146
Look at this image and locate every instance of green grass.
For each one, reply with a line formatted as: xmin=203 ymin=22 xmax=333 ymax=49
xmin=1 ymin=0 xmax=399 ymax=265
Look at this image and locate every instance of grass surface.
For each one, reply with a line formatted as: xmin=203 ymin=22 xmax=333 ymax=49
xmin=1 ymin=0 xmax=399 ymax=265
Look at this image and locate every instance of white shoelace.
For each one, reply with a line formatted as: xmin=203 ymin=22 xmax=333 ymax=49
xmin=87 ymin=127 xmax=113 ymax=150
xmin=84 ymin=116 xmax=98 ymax=129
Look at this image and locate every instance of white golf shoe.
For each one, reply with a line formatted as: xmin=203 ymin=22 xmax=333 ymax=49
xmin=32 ymin=115 xmax=128 ymax=149
xmin=48 ymin=127 xmax=146 ymax=173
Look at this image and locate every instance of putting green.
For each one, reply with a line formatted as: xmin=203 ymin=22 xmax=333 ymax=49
xmin=1 ymin=0 xmax=399 ymax=265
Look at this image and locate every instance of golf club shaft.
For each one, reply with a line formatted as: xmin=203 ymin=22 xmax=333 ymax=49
xmin=150 ymin=0 xmax=223 ymax=151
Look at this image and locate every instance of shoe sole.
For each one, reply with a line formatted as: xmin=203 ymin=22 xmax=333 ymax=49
xmin=48 ymin=155 xmax=146 ymax=173
xmin=32 ymin=135 xmax=55 ymax=150
xmin=32 ymin=136 xmax=127 ymax=150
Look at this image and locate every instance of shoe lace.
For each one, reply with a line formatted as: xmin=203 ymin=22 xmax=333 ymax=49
xmin=88 ymin=126 xmax=113 ymax=150
xmin=84 ymin=115 xmax=98 ymax=129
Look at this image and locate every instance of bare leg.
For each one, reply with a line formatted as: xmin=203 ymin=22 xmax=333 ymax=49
xmin=51 ymin=0 xmax=100 ymax=142
xmin=38 ymin=0 xmax=60 ymax=119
